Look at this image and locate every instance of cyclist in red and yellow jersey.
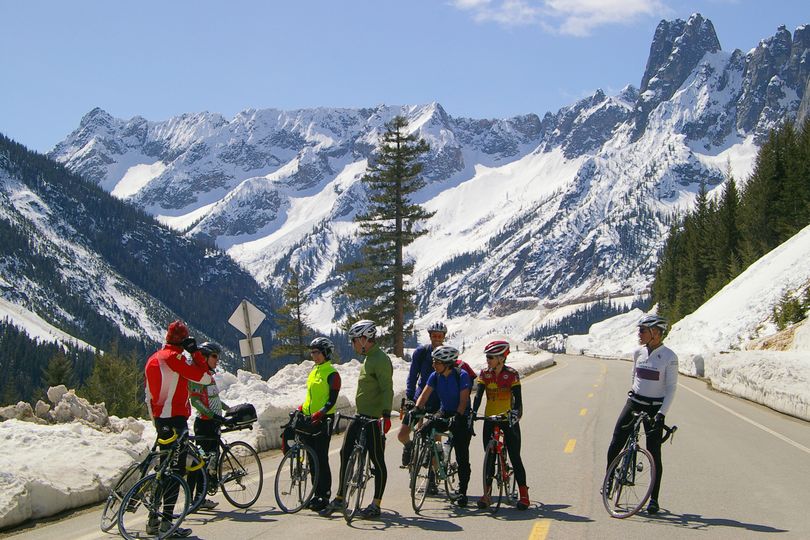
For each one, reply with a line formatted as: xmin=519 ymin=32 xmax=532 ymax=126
xmin=471 ymin=340 xmax=529 ymax=510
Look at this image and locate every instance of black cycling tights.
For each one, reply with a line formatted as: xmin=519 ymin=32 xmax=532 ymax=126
xmin=607 ymin=399 xmax=664 ymax=501
xmin=337 ymin=418 xmax=387 ymax=501
xmin=154 ymin=416 xmax=189 ymax=517
xmin=482 ymin=421 xmax=527 ymax=487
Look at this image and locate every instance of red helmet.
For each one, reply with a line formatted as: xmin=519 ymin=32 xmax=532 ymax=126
xmin=484 ymin=340 xmax=510 ymax=358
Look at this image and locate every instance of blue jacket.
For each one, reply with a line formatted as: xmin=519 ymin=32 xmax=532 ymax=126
xmin=406 ymin=345 xmax=439 ymax=410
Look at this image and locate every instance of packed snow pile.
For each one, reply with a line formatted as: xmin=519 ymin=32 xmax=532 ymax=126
xmin=565 ymin=224 xmax=810 ymax=421
xmin=0 ymin=418 xmax=150 ymax=530
xmin=0 ymin=385 xmax=109 ymax=427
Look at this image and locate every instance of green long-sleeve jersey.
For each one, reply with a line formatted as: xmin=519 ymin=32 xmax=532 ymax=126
xmin=355 ymin=344 xmax=394 ymax=418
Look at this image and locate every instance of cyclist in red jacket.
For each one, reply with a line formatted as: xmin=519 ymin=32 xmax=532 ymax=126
xmin=144 ymin=320 xmax=212 ymax=538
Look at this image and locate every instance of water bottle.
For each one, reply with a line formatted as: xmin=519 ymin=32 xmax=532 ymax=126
xmin=442 ymin=439 xmax=452 ymax=461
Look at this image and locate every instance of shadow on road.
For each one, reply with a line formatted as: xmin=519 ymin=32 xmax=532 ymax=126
xmin=185 ymin=505 xmax=280 ymax=526
xmin=646 ymin=509 xmax=788 ymax=533
xmin=345 ymin=509 xmax=464 ymax=532
xmin=486 ymin=502 xmax=594 ymax=523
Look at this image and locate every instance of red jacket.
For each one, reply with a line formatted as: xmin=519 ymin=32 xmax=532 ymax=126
xmin=145 ymin=344 xmax=212 ymax=419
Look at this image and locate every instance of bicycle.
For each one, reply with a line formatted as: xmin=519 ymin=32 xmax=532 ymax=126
xmin=474 ymin=412 xmax=519 ymax=513
xmin=189 ymin=420 xmax=264 ymax=510
xmin=117 ymin=429 xmax=194 ymax=540
xmin=335 ymin=413 xmax=382 ymax=523
xmin=275 ymin=410 xmax=320 ymax=513
xmin=601 ymin=410 xmax=677 ymax=518
xmin=408 ymin=412 xmax=460 ymax=512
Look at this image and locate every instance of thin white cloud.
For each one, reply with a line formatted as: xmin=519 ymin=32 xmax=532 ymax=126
xmin=450 ymin=0 xmax=671 ymax=36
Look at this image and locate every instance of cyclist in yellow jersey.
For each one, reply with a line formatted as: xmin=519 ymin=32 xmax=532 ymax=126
xmin=471 ymin=340 xmax=529 ymax=510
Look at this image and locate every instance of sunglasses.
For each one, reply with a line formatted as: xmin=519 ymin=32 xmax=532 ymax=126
xmin=209 ymin=354 xmax=219 ymax=359
xmin=486 ymin=354 xmax=501 ymax=360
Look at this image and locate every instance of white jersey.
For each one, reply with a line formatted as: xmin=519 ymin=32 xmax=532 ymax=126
xmin=630 ymin=344 xmax=678 ymax=415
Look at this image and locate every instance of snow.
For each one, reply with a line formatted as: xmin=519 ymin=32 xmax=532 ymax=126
xmin=0 ymin=347 xmax=553 ymax=529
xmin=0 ymin=297 xmax=94 ymax=351
xmin=566 ymin=223 xmax=810 ymax=423
xmin=111 ymin=161 xmax=167 ymax=199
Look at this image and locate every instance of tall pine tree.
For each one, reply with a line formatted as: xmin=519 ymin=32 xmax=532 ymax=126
xmin=271 ymin=267 xmax=311 ymax=362
xmin=340 ymin=116 xmax=433 ymax=356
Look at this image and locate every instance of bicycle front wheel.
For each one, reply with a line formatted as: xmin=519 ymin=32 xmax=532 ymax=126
xmin=275 ymin=444 xmax=318 ymax=513
xmin=483 ymin=444 xmax=505 ymax=513
xmin=101 ymin=462 xmax=142 ymax=532
xmin=343 ymin=448 xmax=368 ymax=523
xmin=185 ymin=444 xmax=208 ymax=514
xmin=117 ymin=472 xmax=189 ymax=540
xmin=410 ymin=439 xmax=433 ymax=512
xmin=219 ymin=441 xmax=264 ymax=508
xmin=602 ymin=446 xmax=656 ymax=518
xmin=443 ymin=444 xmax=460 ymax=501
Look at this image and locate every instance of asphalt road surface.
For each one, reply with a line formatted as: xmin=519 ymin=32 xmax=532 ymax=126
xmin=5 ymin=354 xmax=810 ymax=539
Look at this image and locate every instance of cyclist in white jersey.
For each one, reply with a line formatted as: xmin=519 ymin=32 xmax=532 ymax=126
xmin=606 ymin=313 xmax=678 ymax=515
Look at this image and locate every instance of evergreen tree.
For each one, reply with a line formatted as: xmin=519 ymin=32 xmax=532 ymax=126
xmin=340 ymin=116 xmax=434 ymax=356
xmin=271 ymin=267 xmax=311 ymax=362
xmin=40 ymin=349 xmax=76 ymax=390
xmin=79 ymin=343 xmax=146 ymax=418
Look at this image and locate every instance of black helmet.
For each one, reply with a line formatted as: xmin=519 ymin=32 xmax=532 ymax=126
xmin=199 ymin=341 xmax=222 ymax=356
xmin=309 ymin=337 xmax=335 ymax=360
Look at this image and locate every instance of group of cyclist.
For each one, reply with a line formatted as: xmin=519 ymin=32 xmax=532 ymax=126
xmin=144 ymin=310 xmax=677 ymax=533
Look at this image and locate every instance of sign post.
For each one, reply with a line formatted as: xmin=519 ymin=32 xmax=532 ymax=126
xmin=228 ymin=300 xmax=266 ymax=373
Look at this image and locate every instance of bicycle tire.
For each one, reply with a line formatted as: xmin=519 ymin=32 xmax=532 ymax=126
xmin=482 ymin=441 xmax=504 ymax=513
xmin=602 ymin=446 xmax=656 ymax=518
xmin=410 ymin=438 xmax=433 ymax=512
xmin=117 ymin=472 xmax=190 ymax=540
xmin=275 ymin=443 xmax=318 ymax=513
xmin=504 ymin=461 xmax=517 ymax=505
xmin=342 ymin=448 xmax=368 ymax=523
xmin=185 ymin=444 xmax=209 ymax=514
xmin=100 ymin=462 xmax=142 ymax=532
xmin=219 ymin=440 xmax=263 ymax=508
xmin=443 ymin=444 xmax=460 ymax=501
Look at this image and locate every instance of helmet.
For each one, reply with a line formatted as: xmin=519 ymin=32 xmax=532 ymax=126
xmin=483 ymin=340 xmax=510 ymax=358
xmin=431 ymin=345 xmax=459 ymax=364
xmin=427 ymin=321 xmax=448 ymax=334
xmin=198 ymin=341 xmax=222 ymax=356
xmin=309 ymin=337 xmax=335 ymax=360
xmin=348 ymin=319 xmax=376 ymax=339
xmin=637 ymin=314 xmax=668 ymax=332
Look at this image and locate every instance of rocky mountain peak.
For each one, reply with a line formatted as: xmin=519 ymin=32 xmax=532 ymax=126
xmin=634 ymin=13 xmax=721 ymax=138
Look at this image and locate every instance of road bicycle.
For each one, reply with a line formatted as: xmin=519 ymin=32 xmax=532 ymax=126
xmin=275 ymin=410 xmax=320 ymax=513
xmin=408 ymin=412 xmax=460 ymax=512
xmin=601 ymin=410 xmax=677 ymax=518
xmin=335 ymin=413 xmax=382 ymax=523
xmin=189 ymin=421 xmax=264 ymax=510
xmin=474 ymin=412 xmax=519 ymax=513
xmin=117 ymin=429 xmax=193 ymax=539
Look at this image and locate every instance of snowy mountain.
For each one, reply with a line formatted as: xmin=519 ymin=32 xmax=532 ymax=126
xmin=0 ymin=135 xmax=274 ymax=367
xmin=49 ymin=14 xmax=810 ymax=337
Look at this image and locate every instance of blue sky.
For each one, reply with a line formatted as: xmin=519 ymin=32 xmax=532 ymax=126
xmin=1 ymin=0 xmax=807 ymax=153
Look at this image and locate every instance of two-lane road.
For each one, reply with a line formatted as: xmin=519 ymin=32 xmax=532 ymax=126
xmin=6 ymin=354 xmax=810 ymax=539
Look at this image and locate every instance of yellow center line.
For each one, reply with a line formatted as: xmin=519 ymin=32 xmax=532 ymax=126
xmin=587 ymin=393 xmax=594 ymax=398
xmin=528 ymin=519 xmax=551 ymax=540
xmin=593 ymin=384 xmax=599 ymax=387
xmin=579 ymin=408 xmax=587 ymax=416
xmin=564 ymin=439 xmax=576 ymax=453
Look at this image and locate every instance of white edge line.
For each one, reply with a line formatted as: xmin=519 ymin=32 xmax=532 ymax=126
xmin=679 ymin=383 xmax=810 ymax=456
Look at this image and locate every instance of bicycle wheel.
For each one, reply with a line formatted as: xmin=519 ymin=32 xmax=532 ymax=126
xmin=101 ymin=462 xmax=142 ymax=532
xmin=219 ymin=441 xmax=264 ymax=508
xmin=185 ymin=445 xmax=208 ymax=513
xmin=410 ymin=439 xmax=433 ymax=512
xmin=482 ymin=443 xmax=504 ymax=513
xmin=275 ymin=444 xmax=318 ymax=513
xmin=342 ymin=448 xmax=368 ymax=523
xmin=118 ymin=472 xmax=189 ymax=540
xmin=443 ymin=444 xmax=460 ymax=501
xmin=602 ymin=446 xmax=656 ymax=518
xmin=503 ymin=460 xmax=518 ymax=505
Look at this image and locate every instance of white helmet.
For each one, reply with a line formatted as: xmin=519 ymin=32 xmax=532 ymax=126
xmin=638 ymin=314 xmax=668 ymax=332
xmin=431 ymin=345 xmax=459 ymax=364
xmin=348 ymin=319 xmax=377 ymax=339
xmin=427 ymin=321 xmax=448 ymax=334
